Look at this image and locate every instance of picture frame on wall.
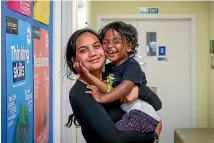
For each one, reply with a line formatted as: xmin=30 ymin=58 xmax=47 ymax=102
xmin=210 ymin=40 xmax=214 ymax=54
xmin=211 ymin=54 xmax=214 ymax=70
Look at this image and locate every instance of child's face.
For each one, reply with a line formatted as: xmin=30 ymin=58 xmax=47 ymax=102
xmin=102 ymin=29 xmax=132 ymax=66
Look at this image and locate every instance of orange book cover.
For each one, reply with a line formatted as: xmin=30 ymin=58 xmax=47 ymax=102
xmin=33 ymin=27 xmax=49 ymax=143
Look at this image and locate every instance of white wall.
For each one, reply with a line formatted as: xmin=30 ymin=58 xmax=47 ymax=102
xmin=61 ymin=1 xmax=78 ymax=143
xmin=53 ymin=1 xmax=77 ymax=143
xmin=53 ymin=1 xmax=62 ymax=143
xmin=0 ymin=1 xmax=2 ymax=142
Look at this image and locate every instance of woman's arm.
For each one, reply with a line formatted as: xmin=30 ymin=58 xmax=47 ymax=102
xmin=138 ymin=84 xmax=162 ymax=111
xmin=70 ymin=88 xmax=155 ymax=143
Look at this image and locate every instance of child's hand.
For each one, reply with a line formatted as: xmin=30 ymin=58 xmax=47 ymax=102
xmin=73 ymin=62 xmax=81 ymax=73
xmin=79 ymin=62 xmax=89 ymax=73
xmin=86 ymin=85 xmax=102 ymax=102
xmin=120 ymin=97 xmax=129 ymax=104
xmin=74 ymin=61 xmax=89 ymax=74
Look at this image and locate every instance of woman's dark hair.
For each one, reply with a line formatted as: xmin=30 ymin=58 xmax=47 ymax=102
xmin=65 ymin=28 xmax=100 ymax=77
xmin=98 ymin=21 xmax=139 ymax=57
xmin=65 ymin=114 xmax=80 ymax=128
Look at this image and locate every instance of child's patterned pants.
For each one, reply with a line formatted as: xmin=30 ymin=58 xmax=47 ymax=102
xmin=115 ymin=109 xmax=159 ymax=132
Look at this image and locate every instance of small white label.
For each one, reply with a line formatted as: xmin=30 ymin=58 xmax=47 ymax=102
xmin=139 ymin=7 xmax=159 ymax=14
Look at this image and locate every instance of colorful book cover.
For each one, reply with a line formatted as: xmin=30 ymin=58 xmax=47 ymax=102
xmin=33 ymin=0 xmax=50 ymax=25
xmin=6 ymin=0 xmax=32 ymax=17
xmin=33 ymin=26 xmax=49 ymax=143
xmin=6 ymin=16 xmax=33 ymax=143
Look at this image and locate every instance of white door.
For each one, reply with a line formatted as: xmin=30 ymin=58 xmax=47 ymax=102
xmin=100 ymin=18 xmax=195 ymax=143
xmin=136 ymin=19 xmax=191 ymax=143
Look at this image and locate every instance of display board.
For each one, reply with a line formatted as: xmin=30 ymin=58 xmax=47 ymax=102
xmin=1 ymin=1 xmax=53 ymax=143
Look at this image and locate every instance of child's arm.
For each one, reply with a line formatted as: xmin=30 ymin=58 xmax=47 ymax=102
xmin=75 ymin=62 xmax=108 ymax=93
xmin=121 ymin=85 xmax=139 ymax=103
xmin=82 ymin=72 xmax=108 ymax=94
xmin=77 ymin=61 xmax=138 ymax=103
xmin=88 ymin=60 xmax=144 ymax=104
xmin=87 ymin=80 xmax=135 ymax=103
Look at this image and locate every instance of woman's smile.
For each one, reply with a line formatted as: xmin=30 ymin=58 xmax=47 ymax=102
xmin=87 ymin=56 xmax=102 ymax=63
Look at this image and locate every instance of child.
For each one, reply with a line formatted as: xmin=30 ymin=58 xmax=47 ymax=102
xmin=75 ymin=21 xmax=161 ymax=135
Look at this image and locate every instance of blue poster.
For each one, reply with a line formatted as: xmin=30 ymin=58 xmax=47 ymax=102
xmin=158 ymin=46 xmax=167 ymax=61
xmin=6 ymin=17 xmax=33 ymax=143
xmin=158 ymin=46 xmax=166 ymax=56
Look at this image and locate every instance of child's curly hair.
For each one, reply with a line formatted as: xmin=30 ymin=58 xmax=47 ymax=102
xmin=98 ymin=21 xmax=139 ymax=57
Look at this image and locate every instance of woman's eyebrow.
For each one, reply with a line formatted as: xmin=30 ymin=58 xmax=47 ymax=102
xmin=93 ymin=41 xmax=100 ymax=45
xmin=77 ymin=46 xmax=87 ymax=50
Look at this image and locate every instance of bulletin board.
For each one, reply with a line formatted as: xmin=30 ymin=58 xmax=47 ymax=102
xmin=1 ymin=1 xmax=53 ymax=143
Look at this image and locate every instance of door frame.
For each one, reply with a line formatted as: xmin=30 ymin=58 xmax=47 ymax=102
xmin=97 ymin=14 xmax=196 ymax=128
xmin=60 ymin=1 xmax=78 ymax=143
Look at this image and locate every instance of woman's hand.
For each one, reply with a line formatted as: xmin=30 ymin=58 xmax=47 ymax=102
xmin=86 ymin=85 xmax=102 ymax=102
xmin=154 ymin=120 xmax=162 ymax=136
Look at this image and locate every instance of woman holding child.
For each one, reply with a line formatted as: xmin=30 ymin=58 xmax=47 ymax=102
xmin=65 ymin=21 xmax=162 ymax=143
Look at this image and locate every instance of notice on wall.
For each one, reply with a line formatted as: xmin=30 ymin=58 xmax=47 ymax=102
xmin=158 ymin=46 xmax=168 ymax=61
xmin=6 ymin=17 xmax=33 ymax=143
xmin=33 ymin=0 xmax=50 ymax=25
xmin=140 ymin=7 xmax=159 ymax=14
xmin=210 ymin=40 xmax=214 ymax=69
xmin=34 ymin=27 xmax=49 ymax=143
xmin=210 ymin=40 xmax=214 ymax=54
xmin=6 ymin=0 xmax=32 ymax=17
xmin=211 ymin=54 xmax=214 ymax=70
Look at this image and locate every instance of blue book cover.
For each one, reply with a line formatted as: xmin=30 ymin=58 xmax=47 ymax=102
xmin=6 ymin=17 xmax=33 ymax=143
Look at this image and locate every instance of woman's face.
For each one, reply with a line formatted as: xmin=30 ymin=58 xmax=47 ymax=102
xmin=74 ymin=32 xmax=105 ymax=72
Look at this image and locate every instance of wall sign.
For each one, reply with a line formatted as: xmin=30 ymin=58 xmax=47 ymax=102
xmin=158 ymin=46 xmax=167 ymax=61
xmin=6 ymin=0 xmax=32 ymax=17
xmin=34 ymin=27 xmax=49 ymax=143
xmin=33 ymin=0 xmax=50 ymax=25
xmin=6 ymin=17 xmax=33 ymax=143
xmin=140 ymin=7 xmax=159 ymax=14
